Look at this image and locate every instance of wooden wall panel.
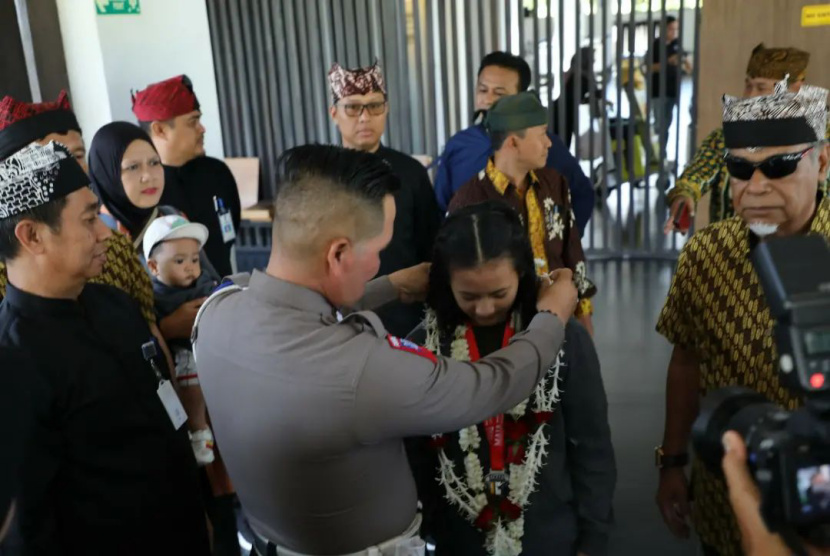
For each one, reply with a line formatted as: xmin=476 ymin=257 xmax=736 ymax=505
xmin=693 ymin=0 xmax=829 ymax=229
xmin=697 ymin=0 xmax=830 ymax=139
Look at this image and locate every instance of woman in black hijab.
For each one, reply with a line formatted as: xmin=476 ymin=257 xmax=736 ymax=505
xmin=89 ymin=122 xmax=166 ymax=243
xmin=89 ymin=122 xmax=219 ymax=277
xmin=88 ymin=121 xmax=219 ymax=330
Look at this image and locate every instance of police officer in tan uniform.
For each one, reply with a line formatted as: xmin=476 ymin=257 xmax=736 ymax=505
xmin=193 ymin=144 xmax=578 ymax=556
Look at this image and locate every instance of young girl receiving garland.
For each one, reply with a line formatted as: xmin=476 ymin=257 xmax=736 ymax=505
xmin=407 ymin=202 xmax=616 ymax=556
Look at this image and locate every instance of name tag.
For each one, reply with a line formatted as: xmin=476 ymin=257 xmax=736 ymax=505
xmin=214 ymin=196 xmax=236 ymax=244
xmin=157 ymin=380 xmax=188 ymax=430
xmin=219 ymin=211 xmax=236 ymax=243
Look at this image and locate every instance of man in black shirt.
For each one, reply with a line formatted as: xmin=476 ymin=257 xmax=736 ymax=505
xmin=648 ymin=15 xmax=692 ymax=157
xmin=0 ymin=142 xmax=209 ymax=555
xmin=132 ymin=75 xmax=241 ymax=277
xmin=328 ymin=61 xmax=442 ymax=337
xmin=0 ymin=350 xmax=27 ymax=547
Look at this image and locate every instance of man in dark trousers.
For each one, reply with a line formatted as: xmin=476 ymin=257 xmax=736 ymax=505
xmin=132 ymin=74 xmax=241 ymax=277
xmin=0 ymin=141 xmax=209 ymax=555
xmin=328 ymin=60 xmax=442 ymax=337
xmin=647 ymin=15 xmax=692 ymax=157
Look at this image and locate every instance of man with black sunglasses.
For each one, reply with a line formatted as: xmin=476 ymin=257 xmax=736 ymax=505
xmin=328 ymin=61 xmax=441 ymax=338
xmin=664 ymin=43 xmax=829 ymax=234
xmin=655 ymin=80 xmax=829 ymax=556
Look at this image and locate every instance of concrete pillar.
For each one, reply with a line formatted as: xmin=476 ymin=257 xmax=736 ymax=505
xmin=55 ymin=0 xmax=224 ymax=157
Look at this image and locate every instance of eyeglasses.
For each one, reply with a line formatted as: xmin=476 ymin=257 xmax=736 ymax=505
xmin=338 ymin=101 xmax=387 ymax=117
xmin=724 ymin=147 xmax=813 ymax=181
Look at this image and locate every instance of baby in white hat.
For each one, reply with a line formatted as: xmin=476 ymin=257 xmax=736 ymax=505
xmin=144 ymin=214 xmax=219 ymax=466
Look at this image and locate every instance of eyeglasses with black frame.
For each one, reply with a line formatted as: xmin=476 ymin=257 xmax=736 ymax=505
xmin=337 ymin=101 xmax=387 ymax=118
xmin=724 ymin=147 xmax=814 ymax=181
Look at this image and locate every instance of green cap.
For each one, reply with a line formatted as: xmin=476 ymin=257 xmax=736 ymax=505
xmin=483 ymin=92 xmax=548 ymax=133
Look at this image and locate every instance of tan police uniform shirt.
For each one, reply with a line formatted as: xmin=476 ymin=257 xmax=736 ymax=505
xmin=192 ymin=270 xmax=565 ymax=554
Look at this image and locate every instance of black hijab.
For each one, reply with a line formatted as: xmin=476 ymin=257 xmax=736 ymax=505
xmin=88 ymin=121 xmax=160 ymax=238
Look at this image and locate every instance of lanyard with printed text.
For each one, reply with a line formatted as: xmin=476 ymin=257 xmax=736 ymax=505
xmin=465 ymin=322 xmax=514 ymax=495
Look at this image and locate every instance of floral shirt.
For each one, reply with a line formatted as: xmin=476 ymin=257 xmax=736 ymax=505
xmin=668 ymin=122 xmax=830 ymax=224
xmin=0 ymin=230 xmax=156 ymax=326
xmin=449 ymin=159 xmax=597 ymax=306
xmin=656 ymin=196 xmax=830 ymax=554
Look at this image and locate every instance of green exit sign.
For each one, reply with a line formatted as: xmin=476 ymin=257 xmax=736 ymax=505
xmin=95 ymin=0 xmax=141 ymax=15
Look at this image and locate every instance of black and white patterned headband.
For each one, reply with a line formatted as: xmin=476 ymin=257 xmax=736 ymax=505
xmin=0 ymin=141 xmax=89 ymax=219
xmin=722 ymin=78 xmax=828 ymax=149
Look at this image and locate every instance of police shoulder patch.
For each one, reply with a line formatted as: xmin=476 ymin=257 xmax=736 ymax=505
xmin=386 ymin=335 xmax=438 ymax=364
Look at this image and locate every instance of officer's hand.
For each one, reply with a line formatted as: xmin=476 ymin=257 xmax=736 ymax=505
xmin=159 ymin=297 xmax=208 ymax=340
xmin=537 ymin=268 xmax=577 ymax=325
xmin=389 ymin=263 xmax=431 ymax=304
xmin=722 ymin=431 xmax=830 ymax=556
xmin=664 ymin=196 xmax=694 ymax=235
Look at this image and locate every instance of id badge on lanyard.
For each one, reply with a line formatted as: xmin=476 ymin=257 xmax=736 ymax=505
xmin=214 ymin=196 xmax=236 ymax=244
xmin=142 ymin=341 xmax=188 ymax=430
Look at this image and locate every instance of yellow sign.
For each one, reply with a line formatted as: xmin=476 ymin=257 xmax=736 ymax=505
xmin=802 ymin=4 xmax=830 ymax=27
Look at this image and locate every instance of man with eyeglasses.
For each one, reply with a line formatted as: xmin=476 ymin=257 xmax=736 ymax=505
xmin=328 ymin=61 xmax=441 ymax=338
xmin=654 ymin=81 xmax=830 ymax=555
xmin=664 ymin=43 xmax=830 ymax=234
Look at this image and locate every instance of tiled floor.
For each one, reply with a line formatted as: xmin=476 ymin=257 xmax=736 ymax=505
xmin=590 ymin=260 xmax=699 ymax=556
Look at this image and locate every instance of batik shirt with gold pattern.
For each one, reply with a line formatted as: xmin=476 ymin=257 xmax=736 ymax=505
xmin=448 ymin=159 xmax=597 ymax=314
xmin=657 ymin=195 xmax=830 ymax=555
xmin=0 ymin=229 xmax=156 ymax=326
xmin=668 ymin=122 xmax=830 ymax=224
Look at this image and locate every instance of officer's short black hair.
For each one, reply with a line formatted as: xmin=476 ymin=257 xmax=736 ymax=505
xmin=276 ymin=144 xmax=400 ymax=203
xmin=478 ymin=52 xmax=533 ymax=92
xmin=0 ymin=198 xmax=68 ymax=262
xmin=272 ymin=144 xmax=400 ymax=258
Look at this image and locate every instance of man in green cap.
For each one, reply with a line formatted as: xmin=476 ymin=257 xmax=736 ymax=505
xmin=449 ymin=91 xmax=596 ymax=333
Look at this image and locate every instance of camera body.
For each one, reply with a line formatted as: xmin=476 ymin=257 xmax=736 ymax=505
xmin=692 ymin=235 xmax=830 ymax=547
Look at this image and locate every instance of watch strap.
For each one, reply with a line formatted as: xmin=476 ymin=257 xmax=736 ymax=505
xmin=655 ymin=446 xmax=689 ymax=469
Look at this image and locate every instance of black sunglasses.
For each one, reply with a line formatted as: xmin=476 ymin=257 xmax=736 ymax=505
xmin=724 ymin=147 xmax=813 ymax=181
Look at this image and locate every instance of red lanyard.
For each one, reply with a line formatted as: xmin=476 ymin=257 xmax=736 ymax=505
xmin=465 ymin=322 xmax=514 ymax=483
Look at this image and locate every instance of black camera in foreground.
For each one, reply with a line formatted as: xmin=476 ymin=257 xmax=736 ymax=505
xmin=692 ymin=234 xmax=830 ymax=551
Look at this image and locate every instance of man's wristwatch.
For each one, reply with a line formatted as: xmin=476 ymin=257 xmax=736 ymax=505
xmin=655 ymin=446 xmax=689 ymax=469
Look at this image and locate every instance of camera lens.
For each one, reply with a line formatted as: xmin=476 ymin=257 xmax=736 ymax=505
xmin=692 ymin=386 xmax=779 ymax=472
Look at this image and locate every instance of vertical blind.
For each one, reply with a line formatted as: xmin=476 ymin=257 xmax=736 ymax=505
xmin=207 ymin=0 xmax=702 ymax=258
xmin=207 ymin=0 xmax=562 ymax=198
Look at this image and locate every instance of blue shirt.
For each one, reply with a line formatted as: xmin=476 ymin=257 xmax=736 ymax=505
xmin=433 ymin=125 xmax=595 ymax=235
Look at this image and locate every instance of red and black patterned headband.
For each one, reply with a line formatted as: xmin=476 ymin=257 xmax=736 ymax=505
xmin=0 ymin=91 xmax=81 ymax=160
xmin=328 ymin=61 xmax=387 ymax=103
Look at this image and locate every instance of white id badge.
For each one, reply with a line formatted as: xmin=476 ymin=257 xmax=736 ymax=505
xmin=219 ymin=211 xmax=236 ymax=243
xmin=157 ymin=380 xmax=188 ymax=430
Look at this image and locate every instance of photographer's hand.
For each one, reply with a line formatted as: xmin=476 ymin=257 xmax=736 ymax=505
xmin=722 ymin=432 xmax=830 ymax=556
